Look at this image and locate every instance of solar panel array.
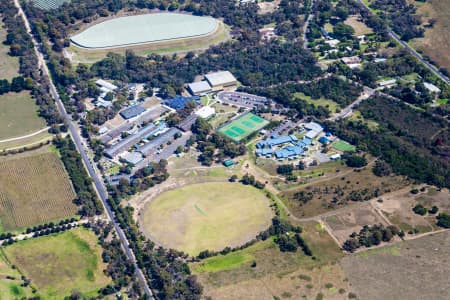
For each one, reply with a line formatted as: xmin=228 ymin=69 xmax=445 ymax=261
xmin=32 ymin=0 xmax=70 ymax=10
xmin=164 ymin=95 xmax=200 ymax=110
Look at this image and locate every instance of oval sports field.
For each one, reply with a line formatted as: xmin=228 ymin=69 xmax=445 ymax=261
xmin=70 ymin=13 xmax=218 ymax=49
xmin=140 ymin=182 xmax=273 ymax=256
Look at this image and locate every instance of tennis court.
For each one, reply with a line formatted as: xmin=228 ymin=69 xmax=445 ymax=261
xmin=332 ymin=140 xmax=356 ymax=152
xmin=218 ymin=113 xmax=269 ymax=142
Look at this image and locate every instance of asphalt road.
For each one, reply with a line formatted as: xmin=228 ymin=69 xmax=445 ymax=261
xmin=355 ymin=0 xmax=450 ymax=84
xmin=13 ymin=0 xmax=153 ymax=297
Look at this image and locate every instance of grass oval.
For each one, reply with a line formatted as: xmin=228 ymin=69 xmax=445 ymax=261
xmin=141 ymin=182 xmax=273 ymax=256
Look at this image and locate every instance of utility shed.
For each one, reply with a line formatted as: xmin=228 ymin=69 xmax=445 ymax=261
xmin=223 ymin=160 xmax=234 ymax=167
xmin=205 ymin=71 xmax=237 ymax=91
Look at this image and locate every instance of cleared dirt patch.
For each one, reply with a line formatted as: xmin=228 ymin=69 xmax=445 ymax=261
xmin=140 ymin=182 xmax=272 ymax=255
xmin=0 ymin=150 xmax=77 ymax=232
xmin=323 ymin=203 xmax=390 ymax=245
xmin=341 ymin=230 xmax=450 ymax=300
xmin=344 ymin=15 xmax=373 ymax=36
xmin=373 ymin=186 xmax=450 ymax=233
xmin=282 ymin=166 xmax=409 ymax=218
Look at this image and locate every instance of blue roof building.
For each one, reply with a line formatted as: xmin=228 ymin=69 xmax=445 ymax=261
xmin=164 ymin=95 xmax=200 ymax=110
xmin=319 ymin=136 xmax=329 ymax=144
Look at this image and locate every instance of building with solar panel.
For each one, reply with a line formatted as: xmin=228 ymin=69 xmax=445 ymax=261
xmin=164 ymin=95 xmax=200 ymax=110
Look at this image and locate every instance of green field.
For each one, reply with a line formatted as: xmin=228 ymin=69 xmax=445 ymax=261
xmin=140 ymin=182 xmax=273 ymax=256
xmin=218 ymin=113 xmax=269 ymax=142
xmin=0 ymin=21 xmax=19 ymax=81
xmin=294 ymin=92 xmax=339 ymax=113
xmin=2 ymin=228 xmax=111 ymax=299
xmin=331 ymin=140 xmax=356 ymax=152
xmin=0 ymin=252 xmax=34 ymax=299
xmin=191 ymin=238 xmax=273 ymax=273
xmin=0 ymin=91 xmax=47 ymax=140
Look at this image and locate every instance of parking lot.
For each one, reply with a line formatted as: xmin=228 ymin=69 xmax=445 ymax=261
xmin=217 ymin=91 xmax=268 ymax=109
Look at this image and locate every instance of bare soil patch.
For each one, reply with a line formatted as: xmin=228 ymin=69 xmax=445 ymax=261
xmin=324 ymin=203 xmax=390 ymax=245
xmin=282 ymin=166 xmax=409 ymax=218
xmin=341 ymin=230 xmax=450 ymax=300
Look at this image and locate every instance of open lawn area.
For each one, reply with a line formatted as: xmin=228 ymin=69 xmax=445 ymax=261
xmin=0 ymin=148 xmax=77 ymax=232
xmin=2 ymin=228 xmax=111 ymax=299
xmin=192 ymin=221 xmax=352 ymax=300
xmin=410 ymin=0 xmax=450 ymax=71
xmin=294 ymin=92 xmax=339 ymax=113
xmin=0 ymin=21 xmax=19 ymax=81
xmin=140 ymin=182 xmax=272 ymax=255
xmin=331 ymin=140 xmax=356 ymax=152
xmin=0 ymin=92 xmax=47 ymax=141
xmin=0 ymin=252 xmax=34 ymax=299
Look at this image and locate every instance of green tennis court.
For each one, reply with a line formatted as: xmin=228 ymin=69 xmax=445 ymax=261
xmin=218 ymin=113 xmax=269 ymax=142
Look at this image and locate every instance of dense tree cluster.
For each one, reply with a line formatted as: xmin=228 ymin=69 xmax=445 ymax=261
xmin=54 ymin=137 xmax=103 ymax=217
xmin=244 ymin=76 xmax=361 ymax=119
xmin=241 ymin=173 xmax=265 ymax=189
xmin=108 ymin=160 xmax=169 ymax=202
xmin=436 ymin=213 xmax=450 ymax=229
xmin=342 ymin=224 xmax=401 ymax=252
xmin=0 ymin=76 xmax=32 ymax=95
xmin=412 ymin=204 xmax=427 ymax=216
xmin=192 ymin=118 xmax=246 ymax=166
xmin=258 ymin=218 xmax=312 ymax=255
xmin=372 ymin=159 xmax=392 ymax=177
xmin=343 ymin=153 xmax=367 ymax=168
xmin=369 ymin=0 xmax=424 ymax=41
xmin=0 ymin=0 xmax=62 ymax=126
xmin=327 ymin=96 xmax=450 ymax=189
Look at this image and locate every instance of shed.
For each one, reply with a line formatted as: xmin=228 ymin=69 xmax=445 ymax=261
xmin=319 ymin=136 xmax=329 ymax=144
xmin=223 ymin=160 xmax=234 ymax=167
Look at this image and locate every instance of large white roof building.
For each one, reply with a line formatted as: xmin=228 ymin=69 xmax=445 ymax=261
xmin=205 ymin=71 xmax=237 ymax=89
xmin=187 ymin=81 xmax=212 ymax=95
